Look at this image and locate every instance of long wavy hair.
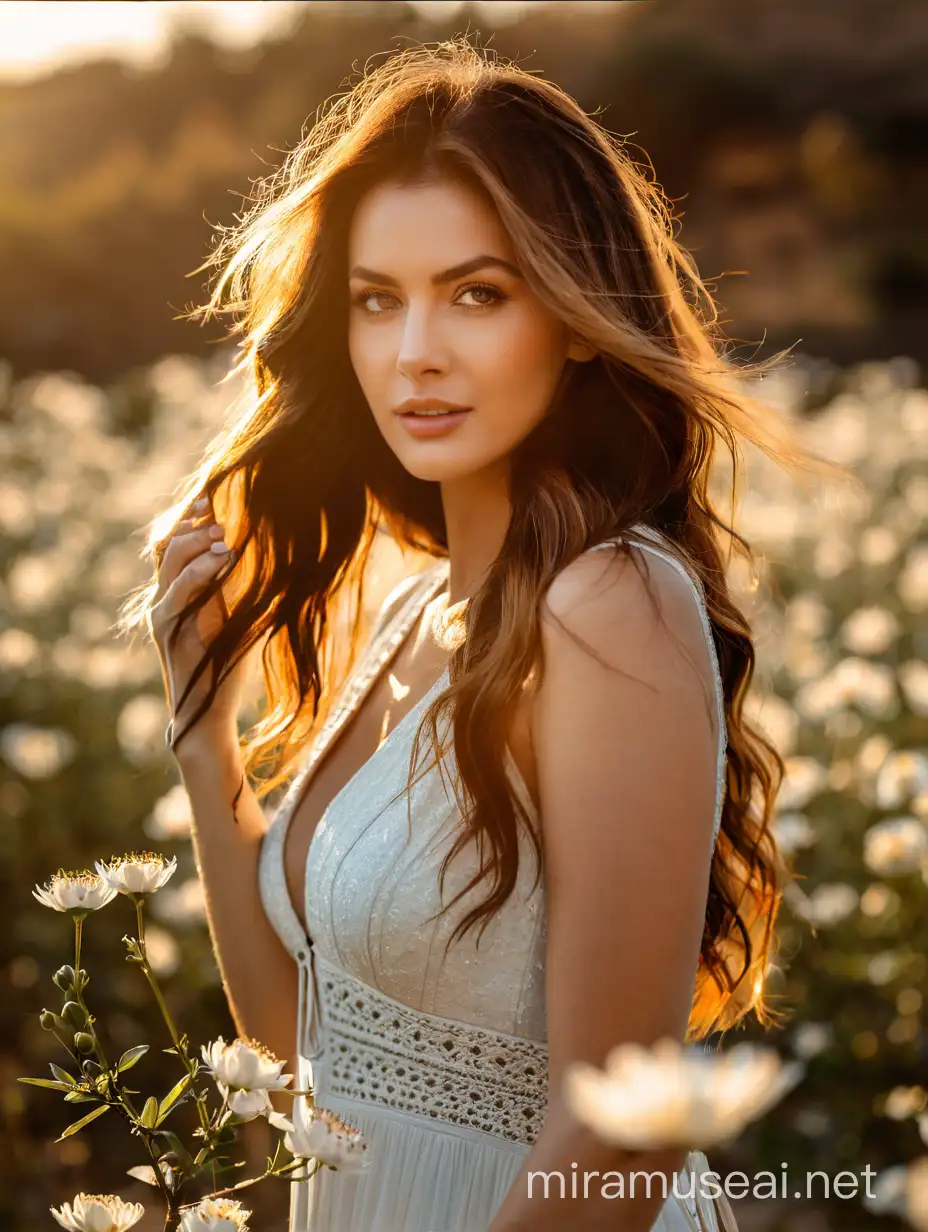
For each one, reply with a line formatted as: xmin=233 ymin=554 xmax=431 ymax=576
xmin=118 ymin=38 xmax=851 ymax=1041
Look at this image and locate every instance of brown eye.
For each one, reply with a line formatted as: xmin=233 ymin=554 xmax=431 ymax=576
xmin=456 ymin=284 xmax=506 ymax=309
xmin=351 ymin=289 xmax=394 ymax=314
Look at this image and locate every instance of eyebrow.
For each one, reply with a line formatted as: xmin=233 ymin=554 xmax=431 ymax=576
xmin=348 ymin=254 xmax=523 ymax=287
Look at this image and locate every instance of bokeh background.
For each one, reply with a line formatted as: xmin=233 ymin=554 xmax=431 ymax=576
xmin=1 ymin=2 xmax=927 ymax=1229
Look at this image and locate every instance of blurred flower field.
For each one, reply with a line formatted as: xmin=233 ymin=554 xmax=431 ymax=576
xmin=0 ymin=350 xmax=926 ymax=1230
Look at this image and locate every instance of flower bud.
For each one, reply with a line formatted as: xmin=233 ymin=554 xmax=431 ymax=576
xmin=53 ymin=965 xmax=76 ymax=994
xmin=41 ymin=1010 xmax=77 ymax=1052
xmin=74 ymin=1032 xmax=95 ymax=1054
xmin=61 ymin=1001 xmax=87 ymax=1030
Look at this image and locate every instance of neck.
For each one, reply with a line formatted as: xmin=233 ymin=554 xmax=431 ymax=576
xmin=439 ymin=463 xmax=511 ymax=604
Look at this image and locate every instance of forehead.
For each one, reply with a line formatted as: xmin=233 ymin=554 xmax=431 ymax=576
xmin=348 ymin=177 xmax=513 ymax=267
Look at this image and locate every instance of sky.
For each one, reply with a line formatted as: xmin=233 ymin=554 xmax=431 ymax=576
xmin=0 ymin=1 xmax=542 ymax=80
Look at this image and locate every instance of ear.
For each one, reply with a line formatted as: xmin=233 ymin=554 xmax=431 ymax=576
xmin=567 ymin=335 xmax=597 ymax=363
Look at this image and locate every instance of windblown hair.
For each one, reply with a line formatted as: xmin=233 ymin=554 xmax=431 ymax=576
xmin=118 ymin=38 xmax=850 ymax=1041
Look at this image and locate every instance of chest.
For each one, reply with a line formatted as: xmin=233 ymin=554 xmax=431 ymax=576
xmin=282 ymin=636 xmax=539 ymax=939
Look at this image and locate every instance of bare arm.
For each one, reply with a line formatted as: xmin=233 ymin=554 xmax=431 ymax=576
xmin=152 ymin=523 xmax=434 ymax=1077
xmin=149 ymin=505 xmax=300 ymax=1076
xmin=488 ymin=545 xmax=721 ymax=1231
xmin=172 ymin=730 xmax=299 ymax=1073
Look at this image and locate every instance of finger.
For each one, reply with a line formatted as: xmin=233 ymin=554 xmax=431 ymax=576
xmin=155 ymin=522 xmax=228 ymax=602
xmin=173 ymin=516 xmax=212 ymax=535
xmin=154 ymin=544 xmax=235 ymax=630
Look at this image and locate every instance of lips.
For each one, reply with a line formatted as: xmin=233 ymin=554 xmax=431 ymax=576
xmin=399 ymin=408 xmax=472 ymax=418
xmin=396 ymin=407 xmax=473 ymax=438
xmin=393 ymin=397 xmax=472 ymax=416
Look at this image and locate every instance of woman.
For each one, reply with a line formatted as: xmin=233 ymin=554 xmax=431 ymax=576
xmin=120 ymin=39 xmax=835 ymax=1232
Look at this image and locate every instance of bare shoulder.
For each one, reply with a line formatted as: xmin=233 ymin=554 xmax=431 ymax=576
xmin=539 ymin=539 xmax=716 ymax=709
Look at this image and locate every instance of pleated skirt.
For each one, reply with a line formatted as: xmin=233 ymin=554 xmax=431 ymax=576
xmin=289 ymin=1080 xmax=734 ymax=1231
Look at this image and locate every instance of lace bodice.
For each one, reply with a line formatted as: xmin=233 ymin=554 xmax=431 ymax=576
xmin=258 ymin=524 xmax=728 ymax=1145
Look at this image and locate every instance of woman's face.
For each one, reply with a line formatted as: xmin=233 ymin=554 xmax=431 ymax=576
xmin=347 ymin=175 xmax=593 ymax=483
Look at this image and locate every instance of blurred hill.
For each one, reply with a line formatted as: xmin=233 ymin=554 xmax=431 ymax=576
xmin=1 ymin=0 xmax=927 ymax=381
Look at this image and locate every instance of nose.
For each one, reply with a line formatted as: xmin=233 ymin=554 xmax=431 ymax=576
xmin=396 ymin=302 xmax=449 ymax=378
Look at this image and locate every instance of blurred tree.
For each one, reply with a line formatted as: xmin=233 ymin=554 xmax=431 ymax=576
xmin=0 ymin=0 xmax=925 ymax=380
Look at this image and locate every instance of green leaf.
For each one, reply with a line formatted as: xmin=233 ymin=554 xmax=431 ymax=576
xmin=63 ymin=1089 xmax=97 ymax=1103
xmin=140 ymin=1096 xmax=159 ymax=1129
xmin=55 ymin=1104 xmax=110 ymax=1141
xmin=126 ymin=1165 xmax=160 ymax=1186
xmin=18 ymin=1077 xmax=74 ymax=1092
xmin=50 ymin=1064 xmax=77 ymax=1086
xmin=156 ymin=1072 xmax=193 ymax=1125
xmin=117 ymin=1045 xmax=149 ymax=1073
xmin=153 ymin=1129 xmax=194 ymax=1168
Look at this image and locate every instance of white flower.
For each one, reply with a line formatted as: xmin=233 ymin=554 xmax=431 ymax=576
xmin=771 ymin=812 xmax=817 ymax=855
xmin=267 ymin=1106 xmax=295 ymax=1131
xmin=284 ymin=1106 xmax=370 ymax=1173
xmin=177 ymin=1197 xmax=250 ymax=1231
xmin=868 ymin=950 xmax=906 ymax=986
xmin=200 ymin=1036 xmax=292 ymax=1099
xmin=864 ymin=816 xmax=928 ymax=877
xmin=899 ymin=661 xmax=928 ymax=717
xmin=863 ymin=1155 xmax=928 ymax=1229
xmin=786 ymin=881 xmax=859 ymax=927
xmin=860 ymin=882 xmax=902 ymax=918
xmin=1 ymin=722 xmax=76 ymax=778
xmin=94 ymin=851 xmax=177 ymax=896
xmin=33 ymin=869 xmax=117 ymax=915
xmin=882 ymin=1086 xmax=928 ymax=1121
xmin=223 ymin=1086 xmax=275 ymax=1122
xmin=840 ymin=605 xmax=900 ymax=656
xmin=778 ymin=757 xmax=829 ymax=810
xmin=790 ymin=1022 xmax=834 ymax=1061
xmin=50 ymin=1192 xmax=144 ymax=1232
xmin=875 ymin=750 xmax=928 ymax=809
xmin=564 ymin=1038 xmax=804 ymax=1151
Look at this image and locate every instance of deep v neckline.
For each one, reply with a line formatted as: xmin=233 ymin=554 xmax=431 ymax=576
xmin=303 ymin=663 xmax=451 ymax=865
xmin=280 ymin=562 xmax=452 ymax=940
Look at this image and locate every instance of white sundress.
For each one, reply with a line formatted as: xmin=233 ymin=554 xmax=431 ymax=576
xmin=258 ymin=524 xmax=739 ymax=1232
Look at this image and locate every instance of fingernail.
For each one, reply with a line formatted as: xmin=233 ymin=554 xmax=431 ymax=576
xmin=194 ymin=497 xmax=209 ymax=510
xmin=208 ymin=524 xmax=225 ymax=539
xmin=210 ymin=541 xmax=230 ymax=555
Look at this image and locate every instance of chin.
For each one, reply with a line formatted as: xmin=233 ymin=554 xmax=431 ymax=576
xmin=396 ymin=452 xmax=479 ymax=483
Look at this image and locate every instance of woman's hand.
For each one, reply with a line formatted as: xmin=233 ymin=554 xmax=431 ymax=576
xmin=149 ymin=499 xmax=247 ymax=757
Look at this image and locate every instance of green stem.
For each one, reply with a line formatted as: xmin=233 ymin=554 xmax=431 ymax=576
xmin=72 ymin=917 xmax=120 ymax=1103
xmin=211 ymin=1086 xmax=231 ymax=1132
xmin=73 ymin=916 xmax=174 ymax=1215
xmin=73 ymin=916 xmax=109 ymax=1069
xmin=135 ymin=898 xmax=218 ymax=1191
xmin=180 ymin=1156 xmax=318 ymax=1207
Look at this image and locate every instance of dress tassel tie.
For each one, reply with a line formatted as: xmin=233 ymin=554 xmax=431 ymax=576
xmin=685 ymin=1149 xmax=741 ymax=1232
xmin=296 ymin=941 xmax=326 ymax=1062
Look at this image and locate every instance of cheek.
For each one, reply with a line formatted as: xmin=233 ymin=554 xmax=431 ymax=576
xmin=347 ymin=322 xmax=378 ymax=390
xmin=477 ymin=311 xmax=567 ymax=429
